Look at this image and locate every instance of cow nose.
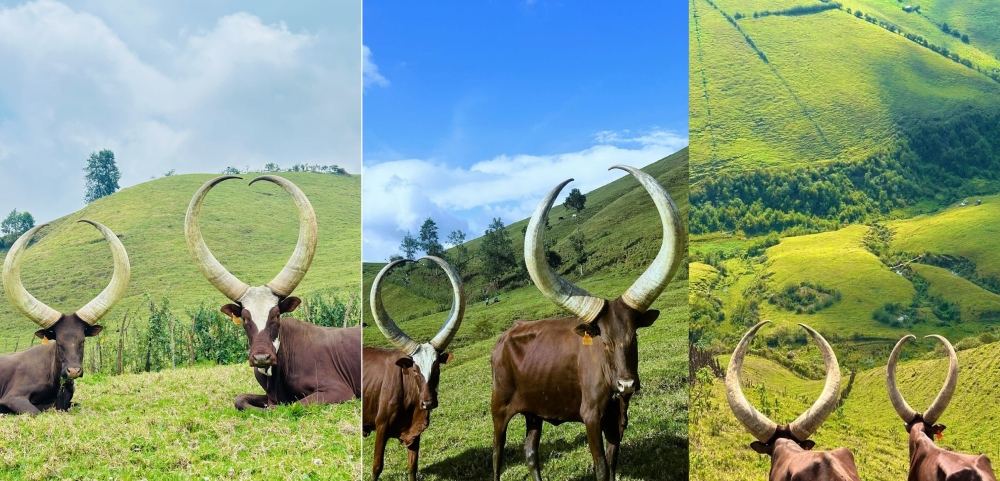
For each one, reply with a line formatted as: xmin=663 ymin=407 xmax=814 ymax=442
xmin=421 ymin=401 xmax=437 ymax=410
xmin=617 ymin=379 xmax=635 ymax=394
xmin=252 ymin=354 xmax=272 ymax=366
xmin=65 ymin=368 xmax=82 ymax=379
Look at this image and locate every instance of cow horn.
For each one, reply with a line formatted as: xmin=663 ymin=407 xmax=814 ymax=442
xmin=525 ymin=179 xmax=606 ymax=323
xmin=250 ymin=175 xmax=318 ymax=297
xmin=185 ymin=176 xmax=251 ymax=302
xmin=788 ymin=323 xmax=842 ymax=441
xmin=886 ymin=335 xmax=919 ymax=423
xmin=423 ymin=256 xmax=466 ymax=352
xmin=2 ymin=224 xmax=62 ymax=329
xmin=371 ymin=259 xmax=420 ymax=355
xmin=75 ymin=220 xmax=131 ymax=325
xmin=610 ymin=165 xmax=685 ymax=312
xmin=725 ymin=321 xmax=778 ymax=443
xmin=922 ymin=335 xmax=958 ymax=425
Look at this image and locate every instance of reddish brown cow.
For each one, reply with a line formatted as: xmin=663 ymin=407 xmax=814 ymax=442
xmin=186 ymin=175 xmax=360 ymax=409
xmin=362 ymin=256 xmax=464 ymax=481
xmin=491 ymin=165 xmax=685 ymax=481
xmin=887 ymin=335 xmax=996 ymax=481
xmin=726 ymin=321 xmax=861 ymax=481
xmin=1 ymin=221 xmax=129 ymax=415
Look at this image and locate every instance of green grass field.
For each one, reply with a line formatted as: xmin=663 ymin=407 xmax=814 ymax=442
xmin=892 ymin=194 xmax=1000 ymax=278
xmin=361 ymin=152 xmax=691 ymax=480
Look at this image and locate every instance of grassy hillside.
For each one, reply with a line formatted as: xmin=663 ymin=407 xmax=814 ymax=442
xmin=0 ymin=364 xmax=359 ymax=479
xmin=361 ymin=152 xmax=690 ymax=480
xmin=691 ymin=342 xmax=1000 ymax=480
xmin=0 ymin=172 xmax=360 ymax=347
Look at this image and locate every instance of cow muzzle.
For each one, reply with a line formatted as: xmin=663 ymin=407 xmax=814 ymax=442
xmin=250 ymin=353 xmax=275 ymax=368
xmin=421 ymin=400 xmax=438 ymax=411
xmin=617 ymin=379 xmax=635 ymax=394
xmin=64 ymin=368 xmax=83 ymax=380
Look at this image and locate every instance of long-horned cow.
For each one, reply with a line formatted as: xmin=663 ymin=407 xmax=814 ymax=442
xmin=362 ymin=256 xmax=465 ymax=481
xmin=726 ymin=321 xmax=861 ymax=481
xmin=491 ymin=165 xmax=684 ymax=481
xmin=185 ymin=175 xmax=361 ymax=410
xmin=1 ymin=220 xmax=129 ymax=415
xmin=887 ymin=335 xmax=996 ymax=481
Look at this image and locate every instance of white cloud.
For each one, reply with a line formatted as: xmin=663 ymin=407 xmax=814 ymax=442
xmin=0 ymin=1 xmax=359 ymax=222
xmin=362 ymin=128 xmax=686 ymax=261
xmin=363 ymin=45 xmax=389 ymax=89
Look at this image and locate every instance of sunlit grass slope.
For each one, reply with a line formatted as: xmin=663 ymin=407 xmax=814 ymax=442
xmin=891 ymin=194 xmax=1000 ymax=278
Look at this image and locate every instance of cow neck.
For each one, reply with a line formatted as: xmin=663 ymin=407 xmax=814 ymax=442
xmin=45 ymin=342 xmax=61 ymax=385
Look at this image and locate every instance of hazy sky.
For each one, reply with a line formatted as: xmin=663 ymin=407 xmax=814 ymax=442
xmin=0 ymin=0 xmax=361 ymax=224
xmin=362 ymin=0 xmax=688 ymax=261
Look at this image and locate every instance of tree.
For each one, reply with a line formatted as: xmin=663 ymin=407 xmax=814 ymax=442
xmin=400 ymin=232 xmax=419 ymax=259
xmin=418 ymin=218 xmax=443 ymax=256
xmin=446 ymin=230 xmax=470 ymax=273
xmin=264 ymin=163 xmax=280 ymax=172
xmin=563 ymin=188 xmax=587 ymax=215
xmin=84 ymin=149 xmax=121 ymax=203
xmin=1 ymin=209 xmax=34 ymax=242
xmin=569 ymin=229 xmax=588 ymax=276
xmin=479 ymin=218 xmax=517 ymax=288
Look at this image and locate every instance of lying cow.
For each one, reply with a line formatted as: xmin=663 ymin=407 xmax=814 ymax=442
xmin=185 ymin=175 xmax=361 ymax=409
xmin=1 ymin=220 xmax=130 ymax=415
xmin=362 ymin=256 xmax=465 ymax=481
xmin=887 ymin=335 xmax=996 ymax=481
xmin=726 ymin=321 xmax=861 ymax=481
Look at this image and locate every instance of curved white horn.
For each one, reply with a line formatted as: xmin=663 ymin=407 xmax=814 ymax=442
xmin=2 ymin=224 xmax=61 ymax=328
xmin=788 ymin=324 xmax=841 ymax=441
xmin=524 ymin=179 xmax=605 ymax=322
xmin=371 ymin=259 xmax=420 ymax=355
xmin=725 ymin=320 xmax=778 ymax=443
xmin=610 ymin=165 xmax=685 ymax=312
xmin=422 ymin=256 xmax=466 ymax=352
xmin=185 ymin=176 xmax=251 ymax=302
xmin=922 ymin=335 xmax=958 ymax=425
xmin=250 ymin=175 xmax=318 ymax=297
xmin=75 ymin=220 xmax=131 ymax=324
xmin=886 ymin=335 xmax=919 ymax=423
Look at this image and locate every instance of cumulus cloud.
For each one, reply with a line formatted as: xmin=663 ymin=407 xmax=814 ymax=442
xmin=0 ymin=1 xmax=359 ymax=222
xmin=362 ymin=128 xmax=687 ymax=261
xmin=363 ymin=45 xmax=389 ymax=89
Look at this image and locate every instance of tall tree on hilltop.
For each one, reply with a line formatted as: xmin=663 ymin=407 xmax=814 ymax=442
xmin=446 ymin=229 xmax=470 ymax=273
xmin=418 ymin=218 xmax=443 ymax=256
xmin=84 ymin=149 xmax=121 ymax=203
xmin=400 ymin=232 xmax=419 ymax=259
xmin=480 ymin=218 xmax=517 ymax=289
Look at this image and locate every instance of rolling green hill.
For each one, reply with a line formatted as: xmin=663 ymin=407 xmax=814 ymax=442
xmin=361 ymin=151 xmax=690 ymax=480
xmin=0 ymin=172 xmax=360 ymax=347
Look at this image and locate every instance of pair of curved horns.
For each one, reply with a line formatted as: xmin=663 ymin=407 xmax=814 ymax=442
xmin=524 ymin=165 xmax=685 ymax=322
xmin=185 ymin=175 xmax=317 ymax=302
xmin=887 ymin=335 xmax=958 ymax=426
xmin=2 ymin=220 xmax=131 ymax=328
xmin=370 ymin=256 xmax=465 ymax=355
xmin=726 ymin=321 xmax=841 ymax=443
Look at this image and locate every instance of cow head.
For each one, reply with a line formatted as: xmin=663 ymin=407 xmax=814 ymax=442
xmin=370 ymin=256 xmax=465 ymax=411
xmin=887 ymin=334 xmax=958 ymax=443
xmin=3 ymin=220 xmax=129 ymax=379
xmin=186 ymin=175 xmax=317 ymax=377
xmin=726 ymin=321 xmax=842 ymax=456
xmin=523 ymin=165 xmax=684 ymax=396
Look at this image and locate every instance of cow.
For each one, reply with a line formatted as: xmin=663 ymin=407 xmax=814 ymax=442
xmin=887 ymin=335 xmax=996 ymax=481
xmin=491 ymin=164 xmax=685 ymax=481
xmin=1 ymin=220 xmax=130 ymax=415
xmin=361 ymin=256 xmax=465 ymax=481
xmin=726 ymin=321 xmax=861 ymax=481
xmin=185 ymin=174 xmax=361 ymax=410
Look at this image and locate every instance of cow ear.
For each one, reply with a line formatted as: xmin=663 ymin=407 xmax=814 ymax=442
xmin=636 ymin=309 xmax=659 ymax=328
xmin=574 ymin=323 xmax=601 ymax=338
xmin=750 ymin=441 xmax=772 ymax=455
xmin=34 ymin=329 xmax=55 ymax=341
xmin=280 ymin=297 xmax=301 ymax=314
xmin=439 ymin=352 xmax=454 ymax=364
xmin=931 ymin=424 xmax=946 ymax=435
xmin=221 ymin=304 xmax=241 ymax=317
xmin=395 ymin=357 xmax=415 ymax=370
xmin=85 ymin=325 xmax=104 ymax=337
xmin=800 ymin=440 xmax=816 ymax=451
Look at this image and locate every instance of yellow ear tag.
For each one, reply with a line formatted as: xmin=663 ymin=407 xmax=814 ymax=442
xmin=582 ymin=333 xmax=593 ymax=346
xmin=42 ymin=337 xmax=51 ymax=345
xmin=231 ymin=315 xmax=242 ymax=325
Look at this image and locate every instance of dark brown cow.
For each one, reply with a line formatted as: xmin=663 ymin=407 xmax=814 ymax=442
xmin=726 ymin=321 xmax=861 ymax=481
xmin=186 ymin=175 xmax=361 ymax=409
xmin=362 ymin=256 xmax=464 ymax=481
xmin=887 ymin=335 xmax=996 ymax=481
xmin=491 ymin=165 xmax=685 ymax=481
xmin=1 ymin=220 xmax=129 ymax=415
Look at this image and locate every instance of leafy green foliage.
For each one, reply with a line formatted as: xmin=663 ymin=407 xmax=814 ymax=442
xmin=399 ymin=231 xmax=419 ymax=259
xmin=418 ymin=217 xmax=443 ymax=256
xmin=478 ymin=217 xmax=518 ymax=290
xmin=769 ymin=281 xmax=842 ymax=314
xmin=563 ymin=187 xmax=587 ymax=214
xmin=83 ymin=149 xmax=121 ymax=204
xmin=0 ymin=209 xmax=34 ymax=247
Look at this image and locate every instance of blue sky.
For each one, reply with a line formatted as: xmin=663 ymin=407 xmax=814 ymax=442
xmin=362 ymin=0 xmax=688 ymax=261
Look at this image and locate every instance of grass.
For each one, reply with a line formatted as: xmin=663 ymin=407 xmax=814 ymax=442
xmin=0 ymin=363 xmax=361 ymax=480
xmin=891 ymin=194 xmax=1000 ymax=278
xmin=361 ymin=153 xmax=690 ymax=480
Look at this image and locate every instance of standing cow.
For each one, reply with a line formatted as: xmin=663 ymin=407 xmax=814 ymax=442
xmin=491 ymin=165 xmax=685 ymax=481
xmin=1 ymin=220 xmax=130 ymax=415
xmin=362 ymin=256 xmax=464 ymax=481
xmin=185 ymin=175 xmax=361 ymax=409
xmin=726 ymin=321 xmax=861 ymax=481
xmin=887 ymin=335 xmax=996 ymax=481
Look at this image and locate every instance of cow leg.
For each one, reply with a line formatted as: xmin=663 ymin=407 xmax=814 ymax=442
xmin=524 ymin=413 xmax=544 ymax=481
xmin=584 ymin=412 xmax=610 ymax=481
xmin=0 ymin=397 xmax=41 ymax=416
xmin=407 ymin=434 xmax=421 ymax=481
xmin=299 ymin=390 xmax=354 ymax=406
xmin=234 ymin=394 xmax=269 ymax=411
xmin=372 ymin=426 xmax=388 ymax=481
xmin=492 ymin=406 xmax=515 ymax=481
xmin=601 ymin=413 xmax=623 ymax=480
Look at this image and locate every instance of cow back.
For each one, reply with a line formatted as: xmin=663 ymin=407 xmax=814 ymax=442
xmin=270 ymin=320 xmax=361 ymax=403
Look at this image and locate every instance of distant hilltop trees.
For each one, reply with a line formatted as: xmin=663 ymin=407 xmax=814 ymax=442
xmin=222 ymin=163 xmax=350 ymax=176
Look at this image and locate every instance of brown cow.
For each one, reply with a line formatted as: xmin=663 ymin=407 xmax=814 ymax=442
xmin=1 ymin=220 xmax=129 ymax=415
xmin=186 ymin=175 xmax=361 ymax=409
xmin=726 ymin=321 xmax=861 ymax=481
xmin=362 ymin=256 xmax=464 ymax=481
xmin=887 ymin=335 xmax=996 ymax=481
xmin=491 ymin=165 xmax=685 ymax=481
